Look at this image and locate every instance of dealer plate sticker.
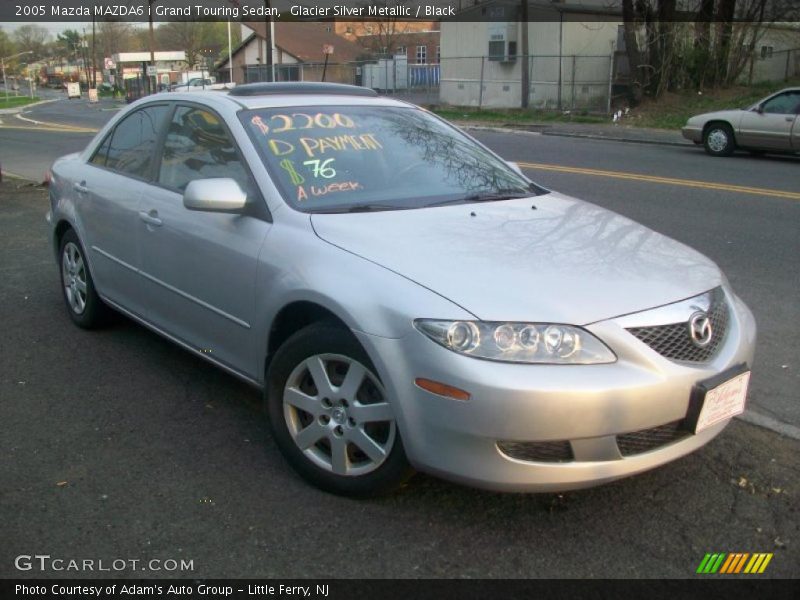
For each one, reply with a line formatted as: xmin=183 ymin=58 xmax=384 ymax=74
xmin=696 ymin=371 xmax=750 ymax=433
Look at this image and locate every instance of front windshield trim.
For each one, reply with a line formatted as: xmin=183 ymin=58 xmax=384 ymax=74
xmin=239 ymin=104 xmax=546 ymax=214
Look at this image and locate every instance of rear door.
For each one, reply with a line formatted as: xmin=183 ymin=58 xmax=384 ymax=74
xmin=137 ymin=103 xmax=271 ymax=378
xmin=738 ymin=91 xmax=800 ymax=151
xmin=78 ymin=104 xmax=171 ymax=317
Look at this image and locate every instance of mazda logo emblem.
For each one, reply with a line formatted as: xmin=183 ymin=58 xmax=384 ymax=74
xmin=689 ymin=312 xmax=713 ymax=347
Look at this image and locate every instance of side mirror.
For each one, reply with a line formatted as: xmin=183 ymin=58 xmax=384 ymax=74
xmin=183 ymin=178 xmax=247 ymax=213
xmin=755 ymin=104 xmax=765 ymax=114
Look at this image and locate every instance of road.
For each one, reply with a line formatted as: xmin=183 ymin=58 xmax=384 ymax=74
xmin=1 ymin=99 xmax=799 ymax=579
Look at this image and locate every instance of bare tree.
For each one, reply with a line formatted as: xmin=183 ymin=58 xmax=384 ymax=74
xmin=97 ymin=22 xmax=134 ymax=60
xmin=13 ymin=25 xmax=50 ymax=60
xmin=0 ymin=26 xmax=16 ymax=59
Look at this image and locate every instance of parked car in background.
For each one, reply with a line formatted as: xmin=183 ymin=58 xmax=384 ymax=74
xmin=47 ymin=83 xmax=756 ymax=497
xmin=682 ymin=87 xmax=800 ymax=156
xmin=169 ymin=77 xmax=233 ymax=92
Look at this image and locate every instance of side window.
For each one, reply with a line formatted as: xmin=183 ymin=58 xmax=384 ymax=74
xmin=761 ymin=92 xmax=800 ymax=115
xmin=158 ymin=105 xmax=253 ymax=197
xmin=90 ymin=133 xmax=112 ymax=167
xmin=105 ymin=105 xmax=170 ymax=179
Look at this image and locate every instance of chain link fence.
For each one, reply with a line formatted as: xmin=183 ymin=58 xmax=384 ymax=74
xmin=235 ymin=53 xmax=616 ymax=113
xmin=746 ymin=47 xmax=800 ymax=83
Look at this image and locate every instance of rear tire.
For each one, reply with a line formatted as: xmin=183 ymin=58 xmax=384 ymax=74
xmin=703 ymin=123 xmax=736 ymax=157
xmin=59 ymin=229 xmax=113 ymax=329
xmin=265 ymin=322 xmax=413 ymax=496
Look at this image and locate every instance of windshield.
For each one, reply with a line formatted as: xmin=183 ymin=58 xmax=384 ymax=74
xmin=240 ymin=105 xmax=542 ymax=213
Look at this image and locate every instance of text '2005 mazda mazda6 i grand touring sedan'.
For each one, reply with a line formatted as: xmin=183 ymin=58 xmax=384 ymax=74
xmin=47 ymin=82 xmax=756 ymax=496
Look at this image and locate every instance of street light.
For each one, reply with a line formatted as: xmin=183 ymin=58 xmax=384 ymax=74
xmin=2 ymin=51 xmax=33 ymax=103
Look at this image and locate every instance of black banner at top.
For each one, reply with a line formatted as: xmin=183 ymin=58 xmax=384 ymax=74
xmin=1 ymin=0 xmax=799 ymax=23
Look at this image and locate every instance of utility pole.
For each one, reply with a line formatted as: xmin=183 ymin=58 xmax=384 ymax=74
xmin=91 ymin=13 xmax=97 ymax=88
xmin=148 ymin=0 xmax=157 ymax=94
xmin=263 ymin=0 xmax=273 ymax=81
xmin=520 ymin=0 xmax=529 ymax=108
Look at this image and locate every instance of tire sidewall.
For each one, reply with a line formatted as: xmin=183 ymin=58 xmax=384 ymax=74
xmin=265 ymin=323 xmax=413 ymax=497
xmin=704 ymin=124 xmax=735 ymax=157
xmin=58 ymin=229 xmax=108 ymax=328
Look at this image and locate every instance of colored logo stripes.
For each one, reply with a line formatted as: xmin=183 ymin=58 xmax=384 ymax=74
xmin=696 ymin=552 xmax=773 ymax=574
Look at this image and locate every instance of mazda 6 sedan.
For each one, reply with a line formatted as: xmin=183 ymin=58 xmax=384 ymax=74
xmin=47 ymin=82 xmax=756 ymax=496
xmin=682 ymin=87 xmax=800 ymax=156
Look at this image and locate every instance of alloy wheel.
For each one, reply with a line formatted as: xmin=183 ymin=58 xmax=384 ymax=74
xmin=61 ymin=242 xmax=87 ymax=315
xmin=282 ymin=353 xmax=396 ymax=477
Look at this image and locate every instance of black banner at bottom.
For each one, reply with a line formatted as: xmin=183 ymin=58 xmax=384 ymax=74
xmin=2 ymin=579 xmax=799 ymax=600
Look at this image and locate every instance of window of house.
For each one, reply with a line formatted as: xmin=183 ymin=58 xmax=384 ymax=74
xmin=416 ymin=45 xmax=427 ymax=64
xmin=436 ymin=46 xmax=441 ymax=63
xmin=760 ymin=45 xmax=774 ymax=59
xmin=396 ymin=46 xmax=406 ymax=56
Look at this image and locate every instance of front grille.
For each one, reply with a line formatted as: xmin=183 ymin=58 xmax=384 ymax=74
xmin=616 ymin=421 xmax=689 ymax=456
xmin=627 ymin=298 xmax=729 ymax=362
xmin=497 ymin=440 xmax=574 ymax=463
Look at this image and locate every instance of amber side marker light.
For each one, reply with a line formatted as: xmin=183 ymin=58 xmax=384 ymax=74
xmin=415 ymin=378 xmax=471 ymax=401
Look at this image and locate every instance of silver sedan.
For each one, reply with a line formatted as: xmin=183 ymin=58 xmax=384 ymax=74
xmin=682 ymin=87 xmax=800 ymax=156
xmin=47 ymin=83 xmax=757 ymax=496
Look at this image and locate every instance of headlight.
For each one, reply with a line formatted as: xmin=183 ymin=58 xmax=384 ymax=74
xmin=414 ymin=320 xmax=616 ymax=364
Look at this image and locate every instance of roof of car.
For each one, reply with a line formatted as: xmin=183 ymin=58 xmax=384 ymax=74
xmin=154 ymin=85 xmax=411 ymax=111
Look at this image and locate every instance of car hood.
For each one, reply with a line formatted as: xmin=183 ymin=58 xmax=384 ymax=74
xmin=690 ymin=109 xmax=744 ymax=124
xmin=310 ymin=193 xmax=723 ymax=324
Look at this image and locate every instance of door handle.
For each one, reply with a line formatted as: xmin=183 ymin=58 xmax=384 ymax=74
xmin=73 ymin=181 xmax=88 ymax=193
xmin=138 ymin=210 xmax=163 ymax=227
xmin=786 ymin=116 xmax=794 ymax=122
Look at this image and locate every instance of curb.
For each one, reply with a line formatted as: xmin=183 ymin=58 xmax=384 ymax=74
xmin=0 ymin=98 xmax=57 ymax=116
xmin=540 ymin=130 xmax=691 ymax=148
xmin=455 ymin=121 xmax=689 ymax=148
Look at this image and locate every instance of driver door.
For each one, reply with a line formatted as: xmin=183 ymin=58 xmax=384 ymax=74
xmin=738 ymin=90 xmax=800 ymax=151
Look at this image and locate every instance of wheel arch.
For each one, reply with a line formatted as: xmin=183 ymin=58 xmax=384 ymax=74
xmin=265 ymin=300 xmax=352 ymax=375
xmin=53 ymin=219 xmax=74 ymax=260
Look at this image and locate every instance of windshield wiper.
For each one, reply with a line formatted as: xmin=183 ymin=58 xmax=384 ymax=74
xmin=428 ymin=189 xmax=531 ymax=207
xmin=313 ymin=203 xmax=402 ymax=214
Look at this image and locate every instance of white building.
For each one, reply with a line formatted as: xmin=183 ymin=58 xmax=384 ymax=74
xmin=440 ymin=1 xmax=620 ymax=109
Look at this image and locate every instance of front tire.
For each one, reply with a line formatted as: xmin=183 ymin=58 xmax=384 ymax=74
xmin=703 ymin=123 xmax=736 ymax=157
xmin=59 ymin=229 xmax=113 ymax=328
xmin=265 ymin=323 xmax=413 ymax=496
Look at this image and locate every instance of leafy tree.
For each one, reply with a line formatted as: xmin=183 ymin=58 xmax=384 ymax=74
xmin=57 ymin=29 xmax=82 ymax=63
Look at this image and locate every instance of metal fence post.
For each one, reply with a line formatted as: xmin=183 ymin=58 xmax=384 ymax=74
xmin=570 ymin=55 xmax=576 ymax=109
xmin=478 ymin=56 xmax=485 ymax=109
xmin=606 ymin=54 xmax=614 ymax=114
xmin=786 ymin=49 xmax=791 ymax=81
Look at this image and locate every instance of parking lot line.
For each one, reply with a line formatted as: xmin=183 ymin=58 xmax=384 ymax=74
xmin=517 ymin=161 xmax=800 ymax=201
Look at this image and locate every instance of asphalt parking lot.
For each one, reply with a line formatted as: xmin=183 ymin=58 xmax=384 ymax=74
xmin=1 ymin=179 xmax=798 ymax=579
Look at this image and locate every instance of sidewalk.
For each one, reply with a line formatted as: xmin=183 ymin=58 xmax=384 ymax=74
xmin=455 ymin=119 xmax=690 ymax=147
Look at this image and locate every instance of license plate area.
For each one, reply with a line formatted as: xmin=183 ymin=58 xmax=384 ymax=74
xmin=684 ymin=364 xmax=750 ymax=434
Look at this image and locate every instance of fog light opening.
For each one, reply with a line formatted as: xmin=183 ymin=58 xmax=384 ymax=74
xmin=414 ymin=378 xmax=471 ymax=401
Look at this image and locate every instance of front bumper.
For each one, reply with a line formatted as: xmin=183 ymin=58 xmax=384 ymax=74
xmin=682 ymin=125 xmax=703 ymax=143
xmin=355 ymin=290 xmax=756 ymax=492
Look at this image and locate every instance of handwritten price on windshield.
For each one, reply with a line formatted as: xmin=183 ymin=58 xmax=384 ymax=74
xmin=252 ymin=113 xmax=356 ymax=135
